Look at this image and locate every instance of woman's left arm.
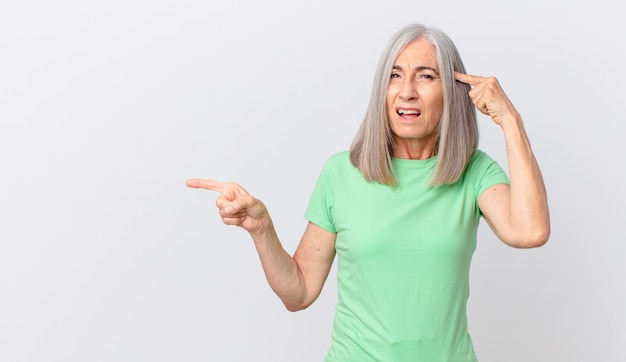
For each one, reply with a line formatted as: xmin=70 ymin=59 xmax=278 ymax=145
xmin=456 ymin=72 xmax=550 ymax=248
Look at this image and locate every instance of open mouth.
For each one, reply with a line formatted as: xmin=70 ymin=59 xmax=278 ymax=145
xmin=397 ymin=108 xmax=421 ymax=117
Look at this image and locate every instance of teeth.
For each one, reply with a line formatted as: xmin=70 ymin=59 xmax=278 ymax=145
xmin=398 ymin=109 xmax=419 ymax=115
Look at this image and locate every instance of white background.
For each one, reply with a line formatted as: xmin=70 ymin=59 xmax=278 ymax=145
xmin=1 ymin=1 xmax=624 ymax=361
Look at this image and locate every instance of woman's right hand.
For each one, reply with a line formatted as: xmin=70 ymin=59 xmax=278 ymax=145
xmin=186 ymin=178 xmax=270 ymax=236
xmin=186 ymin=178 xmax=337 ymax=311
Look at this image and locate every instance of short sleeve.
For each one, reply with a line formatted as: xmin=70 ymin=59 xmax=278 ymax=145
xmin=468 ymin=150 xmax=510 ymax=197
xmin=303 ymin=155 xmax=341 ymax=233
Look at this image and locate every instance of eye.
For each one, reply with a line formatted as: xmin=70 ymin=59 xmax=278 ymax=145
xmin=416 ymin=72 xmax=436 ymax=83
xmin=390 ymin=73 xmax=400 ymax=79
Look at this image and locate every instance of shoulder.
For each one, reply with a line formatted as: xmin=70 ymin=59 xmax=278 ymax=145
xmin=315 ymin=151 xmax=362 ymax=185
xmin=326 ymin=150 xmax=350 ymax=163
xmin=469 ymin=149 xmax=494 ymax=163
xmin=320 ymin=151 xmax=352 ymax=171
xmin=464 ymin=149 xmax=509 ymax=192
xmin=466 ymin=149 xmax=501 ymax=173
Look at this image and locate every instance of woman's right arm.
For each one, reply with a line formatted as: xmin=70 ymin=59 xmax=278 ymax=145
xmin=253 ymin=220 xmax=336 ymax=311
xmin=186 ymin=178 xmax=336 ymax=311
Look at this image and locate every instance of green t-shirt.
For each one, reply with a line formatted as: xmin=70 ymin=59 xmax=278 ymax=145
xmin=304 ymin=150 xmax=509 ymax=362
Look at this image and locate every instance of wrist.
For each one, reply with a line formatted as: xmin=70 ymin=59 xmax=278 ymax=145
xmin=497 ymin=110 xmax=522 ymax=129
xmin=249 ymin=216 xmax=274 ymax=242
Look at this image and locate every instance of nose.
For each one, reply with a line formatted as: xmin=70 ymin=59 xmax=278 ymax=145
xmin=399 ymin=77 xmax=418 ymax=101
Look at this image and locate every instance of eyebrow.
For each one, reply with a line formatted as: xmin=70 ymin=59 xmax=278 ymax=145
xmin=392 ymin=65 xmax=439 ymax=74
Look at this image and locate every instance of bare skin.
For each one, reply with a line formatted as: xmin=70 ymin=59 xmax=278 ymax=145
xmin=186 ymin=56 xmax=550 ymax=311
xmin=185 ymin=179 xmax=336 ymax=311
xmin=456 ymin=72 xmax=550 ymax=248
xmin=387 ymin=39 xmax=443 ymax=160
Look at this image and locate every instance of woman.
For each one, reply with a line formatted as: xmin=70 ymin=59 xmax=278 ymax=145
xmin=187 ymin=23 xmax=549 ymax=361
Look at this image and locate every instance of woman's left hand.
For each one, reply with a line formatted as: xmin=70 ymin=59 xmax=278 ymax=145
xmin=454 ymin=72 xmax=519 ymax=125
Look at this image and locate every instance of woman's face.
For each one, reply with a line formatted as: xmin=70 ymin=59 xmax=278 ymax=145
xmin=386 ymin=38 xmax=444 ymax=155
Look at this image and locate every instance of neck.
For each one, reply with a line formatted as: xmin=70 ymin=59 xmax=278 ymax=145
xmin=393 ymin=138 xmax=439 ymax=160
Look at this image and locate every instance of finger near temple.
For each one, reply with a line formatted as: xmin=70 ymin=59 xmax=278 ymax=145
xmin=185 ymin=178 xmax=225 ymax=192
xmin=454 ymin=71 xmax=483 ymax=85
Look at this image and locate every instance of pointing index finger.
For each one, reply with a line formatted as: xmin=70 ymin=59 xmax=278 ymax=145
xmin=185 ymin=178 xmax=225 ymax=192
xmin=454 ymin=71 xmax=484 ymax=86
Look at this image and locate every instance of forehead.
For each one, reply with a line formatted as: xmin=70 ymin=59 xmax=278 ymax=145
xmin=394 ymin=38 xmax=438 ymax=68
